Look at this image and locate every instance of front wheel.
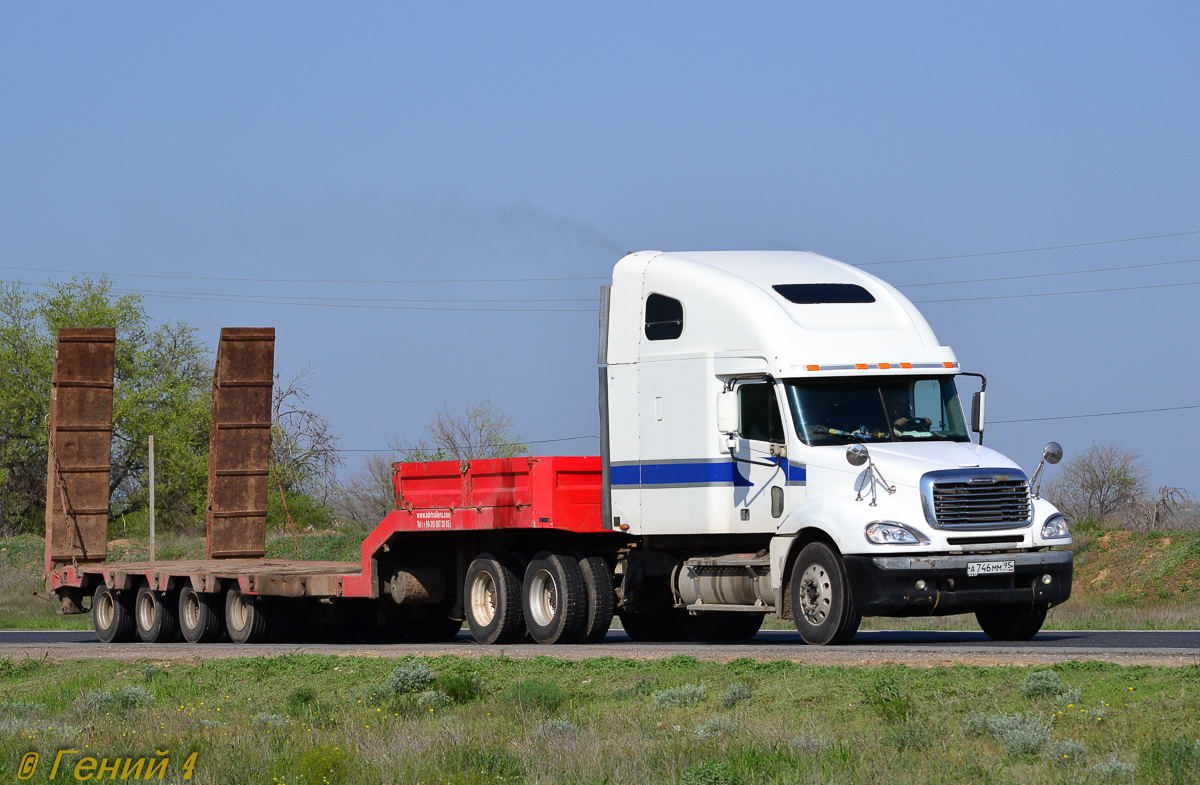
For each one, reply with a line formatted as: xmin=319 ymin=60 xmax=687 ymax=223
xmin=976 ymin=604 xmax=1048 ymax=641
xmin=790 ymin=542 xmax=860 ymax=645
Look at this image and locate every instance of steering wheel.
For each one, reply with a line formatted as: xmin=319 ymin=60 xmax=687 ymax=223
xmin=893 ymin=416 xmax=932 ymax=431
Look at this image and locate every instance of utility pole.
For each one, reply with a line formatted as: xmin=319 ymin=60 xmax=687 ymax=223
xmin=149 ymin=435 xmax=156 ymax=562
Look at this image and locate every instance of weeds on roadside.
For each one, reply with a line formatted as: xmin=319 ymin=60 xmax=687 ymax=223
xmin=862 ymin=672 xmax=914 ymax=723
xmin=380 ymin=659 xmax=435 ymax=696
xmin=653 ymin=684 xmax=706 ymax=708
xmin=78 ymin=685 xmax=151 ymax=715
xmin=504 ymin=680 xmax=567 ymax=712
xmin=1090 ymin=754 xmax=1136 ymax=779
xmin=1047 ymin=739 xmax=1087 ymax=765
xmin=696 ymin=716 xmax=739 ymax=741
xmin=721 ymin=683 xmax=752 ymax=709
xmin=978 ymin=712 xmax=1052 ymax=756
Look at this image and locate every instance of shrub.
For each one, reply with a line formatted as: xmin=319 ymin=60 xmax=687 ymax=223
xmin=0 ymin=701 xmax=43 ymax=716
xmin=417 ymin=690 xmax=451 ymax=709
xmin=1022 ymin=670 xmax=1066 ymax=699
xmin=887 ymin=725 xmax=932 ymax=751
xmin=536 ymin=718 xmax=579 ymax=737
xmin=862 ymin=673 xmax=914 ymax=723
xmin=696 ymin=716 xmax=739 ymax=741
xmin=1090 ymin=755 xmax=1136 ymax=779
xmin=1047 ymin=739 xmax=1087 ymax=765
xmin=287 ymin=686 xmax=318 ymax=714
xmin=381 ymin=659 xmax=436 ymax=696
xmin=140 ymin=664 xmax=164 ymax=681
xmin=790 ymin=733 xmax=831 ymax=754
xmin=721 ymin=683 xmax=752 ymax=709
xmin=79 ymin=685 xmax=152 ymax=715
xmin=439 ymin=664 xmax=485 ymax=703
xmin=986 ymin=713 xmax=1052 ymax=756
xmin=614 ymin=677 xmax=658 ymax=700
xmin=251 ymin=713 xmax=291 ymax=729
xmin=653 ymin=684 xmax=706 ymax=708
xmin=504 ymin=680 xmax=568 ymax=712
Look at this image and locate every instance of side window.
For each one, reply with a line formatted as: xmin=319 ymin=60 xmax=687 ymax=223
xmin=738 ymin=383 xmax=784 ymax=443
xmin=912 ymin=379 xmax=944 ymax=429
xmin=644 ymin=293 xmax=683 ymax=341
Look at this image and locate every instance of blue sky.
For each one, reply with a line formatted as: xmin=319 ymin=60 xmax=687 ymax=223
xmin=2 ymin=4 xmax=1198 ymax=489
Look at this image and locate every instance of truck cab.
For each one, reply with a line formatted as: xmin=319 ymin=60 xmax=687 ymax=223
xmin=601 ymin=250 xmax=1072 ymax=644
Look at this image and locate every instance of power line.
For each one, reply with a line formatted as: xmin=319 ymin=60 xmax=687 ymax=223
xmin=896 ymin=257 xmax=1200 ymax=289
xmin=912 ymin=279 xmax=1200 ymax=304
xmin=0 ymin=263 xmax=608 ymax=285
xmin=862 ymin=228 xmax=1200 ymax=267
xmin=331 ymin=434 xmax=599 ymax=453
xmin=993 ymin=404 xmax=1200 ymax=424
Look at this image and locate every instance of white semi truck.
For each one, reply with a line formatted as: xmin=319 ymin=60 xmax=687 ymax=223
xmin=59 ymin=250 xmax=1072 ymax=647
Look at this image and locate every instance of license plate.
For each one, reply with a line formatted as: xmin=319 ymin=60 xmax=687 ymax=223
xmin=967 ymin=560 xmax=1015 ymax=577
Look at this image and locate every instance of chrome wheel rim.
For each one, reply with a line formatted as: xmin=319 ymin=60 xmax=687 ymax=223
xmin=229 ymin=592 xmax=248 ymax=631
xmin=96 ymin=590 xmax=115 ymax=630
xmin=182 ymin=592 xmax=201 ymax=630
xmin=527 ymin=569 xmax=558 ymax=628
xmin=798 ymin=563 xmax=832 ymax=626
xmin=137 ymin=592 xmax=157 ymax=631
xmin=470 ymin=571 xmax=497 ymax=627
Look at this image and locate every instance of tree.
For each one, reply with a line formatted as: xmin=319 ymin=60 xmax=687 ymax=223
xmin=0 ymin=277 xmax=211 ymax=534
xmin=332 ymin=399 xmax=527 ymax=525
xmin=269 ymin=366 xmax=343 ymax=531
xmin=404 ymin=399 xmax=529 ymax=461
xmin=1043 ymin=442 xmax=1151 ymax=527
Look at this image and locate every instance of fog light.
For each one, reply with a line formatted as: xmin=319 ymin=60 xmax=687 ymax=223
xmin=915 ymin=580 xmax=927 ymax=591
xmin=1041 ymin=574 xmax=1052 ymax=585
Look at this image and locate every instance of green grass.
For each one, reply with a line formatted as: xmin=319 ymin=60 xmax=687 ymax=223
xmin=0 ymin=655 xmax=1197 ymax=783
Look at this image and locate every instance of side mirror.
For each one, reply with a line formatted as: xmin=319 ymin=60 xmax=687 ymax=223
xmin=716 ymin=389 xmax=739 ymax=435
xmin=846 ymin=443 xmax=870 ymax=467
xmin=1043 ymin=442 xmax=1063 ymax=465
xmin=970 ymin=390 xmax=986 ymax=434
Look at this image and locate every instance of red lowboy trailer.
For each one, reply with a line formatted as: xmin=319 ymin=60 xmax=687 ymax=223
xmin=51 ymin=456 xmax=621 ymax=644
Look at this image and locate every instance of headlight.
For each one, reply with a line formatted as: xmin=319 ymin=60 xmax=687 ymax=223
xmin=865 ymin=521 xmax=929 ymax=545
xmin=1040 ymin=514 xmax=1070 ymax=540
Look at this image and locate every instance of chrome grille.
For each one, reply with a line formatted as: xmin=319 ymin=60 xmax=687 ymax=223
xmin=931 ymin=478 xmax=1030 ymax=529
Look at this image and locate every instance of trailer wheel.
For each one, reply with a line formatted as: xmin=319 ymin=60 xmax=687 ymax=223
xmin=93 ymin=584 xmax=136 ymax=643
xmin=976 ymin=603 xmax=1048 ymax=641
xmin=790 ymin=542 xmax=861 ymax=645
xmin=577 ymin=555 xmax=615 ymax=643
xmin=522 ymin=552 xmax=587 ymax=645
xmin=225 ymin=589 xmax=271 ymax=644
xmin=179 ymin=587 xmax=223 ymax=643
xmin=464 ymin=553 xmax=526 ymax=644
xmin=135 ymin=586 xmax=180 ymax=643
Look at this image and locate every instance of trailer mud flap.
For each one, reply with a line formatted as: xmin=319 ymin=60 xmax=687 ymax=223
xmin=44 ymin=328 xmax=116 ymax=570
xmin=206 ymin=327 xmax=275 ymax=559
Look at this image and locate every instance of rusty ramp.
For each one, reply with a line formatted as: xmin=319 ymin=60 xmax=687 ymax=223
xmin=206 ymin=328 xmax=275 ymax=559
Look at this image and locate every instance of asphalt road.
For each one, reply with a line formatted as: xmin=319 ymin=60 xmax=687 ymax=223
xmin=3 ymin=629 xmax=1197 ymax=666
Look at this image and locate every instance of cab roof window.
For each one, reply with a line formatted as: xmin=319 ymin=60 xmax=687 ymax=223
xmin=773 ymin=283 xmax=875 ymax=304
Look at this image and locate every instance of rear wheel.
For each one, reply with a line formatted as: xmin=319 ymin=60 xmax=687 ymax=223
xmin=225 ymin=589 xmax=272 ymax=644
xmin=93 ymin=584 xmax=136 ymax=643
xmin=577 ymin=555 xmax=615 ymax=643
xmin=179 ymin=587 xmax=224 ymax=643
xmin=790 ymin=542 xmax=860 ymax=645
xmin=523 ymin=552 xmax=587 ymax=645
xmin=135 ymin=586 xmax=180 ymax=643
xmin=976 ymin=604 xmax=1048 ymax=641
xmin=464 ymin=553 xmax=526 ymax=644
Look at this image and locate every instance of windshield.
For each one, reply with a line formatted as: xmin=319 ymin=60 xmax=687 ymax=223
xmin=784 ymin=376 xmax=971 ymax=445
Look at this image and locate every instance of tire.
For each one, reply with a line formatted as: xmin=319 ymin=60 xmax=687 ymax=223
xmin=178 ymin=587 xmax=224 ymax=643
xmin=225 ymin=589 xmax=272 ymax=644
xmin=790 ymin=542 xmax=861 ymax=645
xmin=464 ymin=553 xmax=526 ymax=644
xmin=685 ymin=612 xmax=766 ymax=642
xmin=523 ymin=552 xmax=587 ymax=644
xmin=93 ymin=584 xmax=136 ymax=643
xmin=577 ymin=555 xmax=615 ymax=643
xmin=617 ymin=608 xmax=687 ymax=642
xmin=976 ymin=604 xmax=1048 ymax=641
xmin=135 ymin=586 xmax=180 ymax=643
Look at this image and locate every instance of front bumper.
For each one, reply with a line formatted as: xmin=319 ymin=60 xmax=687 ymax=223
xmin=843 ymin=550 xmax=1073 ymax=616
